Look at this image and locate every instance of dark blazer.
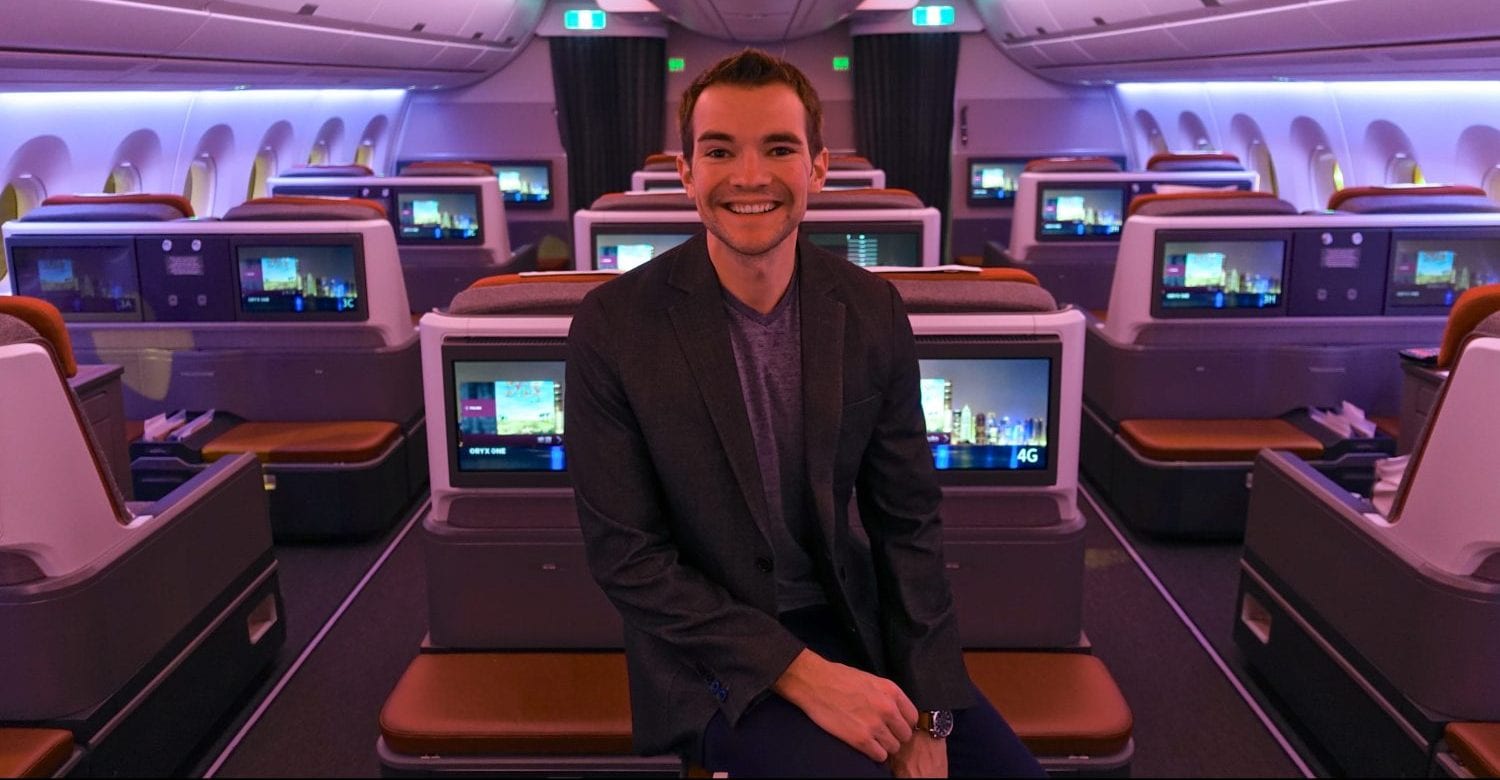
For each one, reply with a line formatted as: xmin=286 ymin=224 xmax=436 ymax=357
xmin=566 ymin=233 xmax=973 ymax=759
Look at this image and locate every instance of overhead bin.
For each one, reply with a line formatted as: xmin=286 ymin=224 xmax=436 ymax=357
xmin=976 ymin=0 xmax=1500 ymax=82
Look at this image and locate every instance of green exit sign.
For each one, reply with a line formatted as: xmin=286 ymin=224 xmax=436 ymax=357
xmin=832 ymin=56 xmax=849 ymax=71
xmin=564 ymin=9 xmax=607 ymax=30
xmin=668 ymin=57 xmax=685 ymax=72
xmin=912 ymin=5 xmax=955 ymax=27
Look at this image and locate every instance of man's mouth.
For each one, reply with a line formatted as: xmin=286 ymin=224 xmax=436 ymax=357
xmin=723 ymin=201 xmax=779 ymax=215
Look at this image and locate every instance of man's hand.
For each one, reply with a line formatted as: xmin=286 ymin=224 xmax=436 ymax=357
xmin=772 ymin=648 xmax=918 ymax=762
xmin=889 ymin=732 xmax=948 ymax=778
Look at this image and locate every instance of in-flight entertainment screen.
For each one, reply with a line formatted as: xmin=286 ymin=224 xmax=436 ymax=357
xmin=1157 ymin=238 xmax=1287 ymax=315
xmin=9 ymin=241 xmax=142 ymax=321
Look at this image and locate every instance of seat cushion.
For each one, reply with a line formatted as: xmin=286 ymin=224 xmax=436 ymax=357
xmin=0 ymin=729 xmax=74 ymax=778
xmin=1119 ymin=418 xmax=1324 ymax=462
xmin=1447 ymin=722 xmax=1500 ymax=777
xmin=380 ymin=653 xmax=635 ymax=756
xmin=201 ymin=421 xmax=400 ymax=464
xmin=965 ymin=651 xmax=1133 ymax=758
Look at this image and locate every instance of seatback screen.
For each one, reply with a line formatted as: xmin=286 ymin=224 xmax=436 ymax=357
xmin=397 ymin=189 xmax=482 ymax=243
xmin=805 ymin=224 xmax=922 ymax=267
xmin=452 ymin=359 xmax=567 ymax=472
xmin=1387 ymin=235 xmax=1500 ymax=313
xmin=234 ymin=242 xmax=365 ymax=320
xmin=1157 ymin=239 xmax=1287 ymax=315
xmin=493 ymin=163 xmax=551 ymax=208
xmin=10 ymin=241 xmax=142 ymax=321
xmin=641 ymin=177 xmax=685 ymax=192
xmin=968 ymin=159 xmax=1025 ymax=206
xmin=823 ymin=176 xmax=877 ymax=191
xmin=594 ymin=229 xmax=695 ymax=271
xmin=1037 ymin=185 xmax=1126 ymax=240
xmin=920 ymin=357 xmax=1052 ymax=472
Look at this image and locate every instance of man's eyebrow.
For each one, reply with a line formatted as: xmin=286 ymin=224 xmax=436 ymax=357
xmin=762 ymin=132 xmax=804 ymax=146
xmin=695 ymin=131 xmax=735 ymax=144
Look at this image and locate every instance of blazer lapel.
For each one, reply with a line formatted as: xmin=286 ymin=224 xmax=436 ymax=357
xmin=799 ymin=244 xmax=845 ymax=545
xmin=666 ymin=242 xmax=772 ymax=537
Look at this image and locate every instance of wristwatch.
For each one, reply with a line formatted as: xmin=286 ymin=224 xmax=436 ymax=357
xmin=916 ymin=709 xmax=954 ymax=739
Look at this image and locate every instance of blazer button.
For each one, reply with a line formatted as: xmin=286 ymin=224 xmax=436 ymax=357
xmin=754 ymin=557 xmax=773 ymax=573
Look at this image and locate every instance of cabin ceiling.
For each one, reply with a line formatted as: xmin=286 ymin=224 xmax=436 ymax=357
xmin=647 ymin=0 xmax=862 ymax=42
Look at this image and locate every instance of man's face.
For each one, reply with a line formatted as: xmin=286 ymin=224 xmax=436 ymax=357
xmin=679 ymin=83 xmax=829 ymax=260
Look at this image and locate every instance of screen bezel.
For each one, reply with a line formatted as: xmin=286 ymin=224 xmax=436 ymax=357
xmin=590 ymin=222 xmax=700 ymax=271
xmin=484 ymin=159 xmax=554 ymax=210
xmin=1383 ymin=227 xmax=1500 ymax=316
xmin=393 ymin=185 xmax=486 ymax=245
xmin=230 ymin=233 xmax=370 ymax=322
xmin=1150 ymin=229 xmax=1292 ymax=319
xmin=913 ymin=336 xmax=1062 ymax=488
xmin=966 ymin=157 xmax=1029 ymax=207
xmin=443 ymin=338 xmax=572 ymax=489
xmin=7 ymin=236 xmax=144 ymax=322
xmin=1034 ymin=182 xmax=1130 ymax=242
xmin=802 ymin=220 xmax=926 ymax=267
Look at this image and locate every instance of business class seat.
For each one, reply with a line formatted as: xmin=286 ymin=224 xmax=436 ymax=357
xmin=1144 ymin=151 xmax=1244 ymax=172
xmin=1235 ymin=287 xmax=1500 ymax=777
xmin=2 ymin=194 xmax=428 ymax=539
xmin=1025 ymin=156 xmax=1123 ymax=173
xmin=0 ymin=296 xmax=283 ymax=777
xmin=1329 ymin=183 xmax=1500 ymax=215
xmin=377 ymin=269 xmax=1133 ymax=777
xmin=278 ymin=163 xmax=376 ymax=177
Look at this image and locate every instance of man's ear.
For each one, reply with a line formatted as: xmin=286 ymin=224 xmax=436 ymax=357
xmin=676 ymin=151 xmax=694 ymax=198
xmin=809 ymin=147 xmax=830 ymax=194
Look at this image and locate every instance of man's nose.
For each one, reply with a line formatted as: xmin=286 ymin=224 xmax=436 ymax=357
xmin=730 ymin=151 xmax=772 ymax=187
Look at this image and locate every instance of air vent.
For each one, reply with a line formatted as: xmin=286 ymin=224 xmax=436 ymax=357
xmin=1093 ymin=17 xmax=1106 ymax=26
xmin=297 ymin=3 xmax=318 ymax=15
xmin=411 ymin=23 xmax=426 ymax=32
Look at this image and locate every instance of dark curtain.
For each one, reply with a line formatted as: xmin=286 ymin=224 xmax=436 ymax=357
xmin=852 ymin=33 xmax=961 ymax=252
xmin=551 ymin=37 xmax=666 ymax=215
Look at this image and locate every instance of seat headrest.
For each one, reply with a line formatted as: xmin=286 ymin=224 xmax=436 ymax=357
xmin=1024 ymin=156 xmax=1123 ymax=173
xmin=448 ymin=272 xmax=618 ymax=315
xmin=24 ymin=193 xmax=194 ymax=221
xmin=808 ymin=188 xmax=923 ymax=209
xmin=398 ymin=161 xmax=495 ymax=178
xmin=0 ymin=296 xmax=77 ymax=377
xmin=642 ymin=153 xmax=678 ymax=172
xmin=222 ymin=195 xmax=389 ymax=221
xmin=1127 ymin=190 xmax=1297 ymax=218
xmin=1327 ymin=184 xmax=1500 ymax=214
xmin=590 ymin=191 xmax=694 ymax=211
xmin=279 ymin=164 xmax=375 ymax=178
xmin=1145 ymin=151 xmax=1244 ymax=172
xmin=876 ymin=267 xmax=1057 ymax=313
xmin=828 ymin=154 xmax=875 ymax=171
xmin=1437 ymin=284 xmax=1500 ymax=368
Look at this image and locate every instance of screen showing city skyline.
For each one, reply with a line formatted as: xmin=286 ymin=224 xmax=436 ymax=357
xmin=493 ymin=164 xmax=551 ymax=207
xmin=595 ymin=231 xmax=694 ymax=270
xmin=969 ymin=160 xmax=1024 ymax=205
xmin=1159 ymin=239 xmax=1285 ymax=312
xmin=806 ymin=228 xmax=922 ymax=267
xmin=1038 ymin=185 xmax=1126 ymax=240
xmin=236 ymin=244 xmax=361 ymax=316
xmin=918 ymin=357 xmax=1051 ymax=471
xmin=12 ymin=244 xmax=141 ymax=320
xmin=1387 ymin=238 xmax=1500 ymax=309
xmin=452 ymin=360 xmax=567 ymax=472
xmin=397 ymin=190 xmax=481 ymax=241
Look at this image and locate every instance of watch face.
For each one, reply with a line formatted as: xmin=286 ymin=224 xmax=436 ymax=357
xmin=931 ymin=709 xmax=955 ymax=739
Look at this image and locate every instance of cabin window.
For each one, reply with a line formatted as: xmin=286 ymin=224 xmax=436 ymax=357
xmin=1484 ymin=165 xmax=1500 ymax=202
xmin=1310 ymin=146 xmax=1343 ymax=210
xmin=1248 ymin=139 xmax=1278 ymax=196
xmin=308 ymin=139 xmax=330 ymax=166
xmin=103 ymin=162 xmax=141 ymax=194
xmin=247 ymin=147 xmax=277 ymax=200
xmin=354 ymin=139 xmax=375 ymax=168
xmin=183 ymin=155 xmax=216 ymax=217
xmin=1386 ymin=153 xmax=1424 ymax=185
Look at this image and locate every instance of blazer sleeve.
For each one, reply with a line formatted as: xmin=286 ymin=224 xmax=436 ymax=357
xmin=566 ymin=292 xmax=806 ymax=725
xmin=853 ymin=284 xmax=975 ymax=712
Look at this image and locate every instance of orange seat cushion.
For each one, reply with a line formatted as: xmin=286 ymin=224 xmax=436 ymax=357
xmin=876 ymin=267 xmax=1039 ymax=286
xmin=0 ymin=297 xmax=77 ymax=377
xmin=0 ymin=729 xmax=74 ymax=778
xmin=380 ymin=653 xmax=635 ymax=757
xmin=469 ymin=272 xmax=620 ymax=290
xmin=966 ymin=652 xmax=1133 ymax=759
xmin=1119 ymin=418 xmax=1324 ymax=462
xmin=1438 ymin=284 xmax=1500 ymax=369
xmin=1370 ymin=415 xmax=1401 ymax=440
xmin=1447 ymin=723 xmax=1500 ymax=777
xmin=201 ymin=421 xmax=400 ymax=464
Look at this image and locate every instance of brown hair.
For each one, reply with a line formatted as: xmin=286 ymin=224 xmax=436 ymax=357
xmin=678 ymin=48 xmax=824 ymax=158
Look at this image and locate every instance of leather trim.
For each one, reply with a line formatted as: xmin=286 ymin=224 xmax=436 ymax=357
xmin=0 ymin=297 xmax=76 ymax=377
xmin=201 ymin=421 xmax=400 ymax=464
xmin=1447 ymin=722 xmax=1500 ymax=777
xmin=0 ymin=728 xmax=74 ymax=778
xmin=41 ymin=192 xmax=193 ymax=219
xmin=965 ymin=651 xmax=1133 ymax=758
xmin=1119 ymin=418 xmax=1324 ymax=462
xmin=1437 ymin=284 xmax=1500 ymax=369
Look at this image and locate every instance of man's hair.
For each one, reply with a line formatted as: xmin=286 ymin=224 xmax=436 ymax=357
xmin=678 ymin=48 xmax=824 ymax=158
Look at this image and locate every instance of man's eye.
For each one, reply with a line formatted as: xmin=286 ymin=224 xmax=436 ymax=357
xmin=704 ymin=148 xmax=730 ymax=159
xmin=769 ymin=146 xmax=797 ymax=156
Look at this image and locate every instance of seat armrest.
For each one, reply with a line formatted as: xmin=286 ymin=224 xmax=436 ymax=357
xmin=1251 ymin=450 xmax=1376 ymax=520
xmin=507 ymin=243 xmax=539 ymax=274
xmin=139 ymin=453 xmax=268 ymax=526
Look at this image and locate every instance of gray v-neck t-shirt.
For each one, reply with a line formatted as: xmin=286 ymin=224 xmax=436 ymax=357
xmin=723 ymin=273 xmax=827 ymax=613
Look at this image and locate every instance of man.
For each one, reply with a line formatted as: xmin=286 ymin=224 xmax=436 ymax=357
xmin=566 ymin=49 xmax=1043 ymax=778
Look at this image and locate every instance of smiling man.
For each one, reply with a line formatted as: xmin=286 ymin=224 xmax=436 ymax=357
xmin=566 ymin=49 xmax=1043 ymax=778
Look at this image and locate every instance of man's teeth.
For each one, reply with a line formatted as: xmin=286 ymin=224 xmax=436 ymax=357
xmin=727 ymin=203 xmax=776 ymax=214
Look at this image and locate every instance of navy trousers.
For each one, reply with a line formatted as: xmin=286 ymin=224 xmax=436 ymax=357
xmin=701 ymin=607 xmax=1047 ymax=778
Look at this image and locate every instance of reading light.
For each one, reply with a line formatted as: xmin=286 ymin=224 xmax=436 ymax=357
xmin=912 ymin=5 xmax=954 ymax=26
xmin=564 ymin=9 xmax=607 ymax=30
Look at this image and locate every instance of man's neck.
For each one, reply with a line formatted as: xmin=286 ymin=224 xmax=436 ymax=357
xmin=706 ymin=231 xmax=799 ymax=315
